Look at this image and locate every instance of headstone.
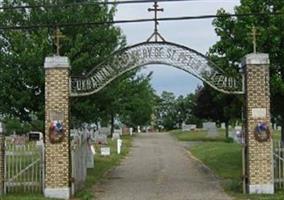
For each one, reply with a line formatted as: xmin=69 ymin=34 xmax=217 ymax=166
xmin=117 ymin=139 xmax=122 ymax=154
xmin=101 ymin=147 xmax=110 ymax=156
xmin=203 ymin=122 xmax=218 ymax=137
xmin=99 ymin=127 xmax=111 ymax=136
xmin=234 ymin=126 xmax=243 ymax=144
xmin=182 ymin=123 xmax=196 ymax=131
xmin=95 ymin=134 xmax=107 ymax=145
xmin=137 ymin=126 xmax=141 ymax=133
xmin=221 ymin=123 xmax=226 ymax=129
xmin=114 ymin=128 xmax=122 ymax=136
xmin=90 ymin=145 xmax=96 ymax=155
xmin=28 ymin=132 xmax=43 ymax=141
xmin=112 ymin=132 xmax=120 ymax=140
xmin=88 ymin=128 xmax=95 ymax=140
xmin=277 ymin=126 xmax=282 ymax=131
xmin=228 ymin=130 xmax=234 ymax=139
xmin=87 ymin=145 xmax=95 ymax=168
xmin=122 ymin=127 xmax=129 ymax=135
xmin=129 ymin=127 xmax=133 ymax=136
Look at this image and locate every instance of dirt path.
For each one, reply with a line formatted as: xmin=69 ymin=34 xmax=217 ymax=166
xmin=94 ymin=132 xmax=231 ymax=200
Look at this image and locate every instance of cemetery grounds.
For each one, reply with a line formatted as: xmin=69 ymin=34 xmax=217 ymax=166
xmin=171 ymin=129 xmax=284 ymax=200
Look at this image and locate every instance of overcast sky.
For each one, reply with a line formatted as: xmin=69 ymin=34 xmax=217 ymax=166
xmin=114 ymin=0 xmax=240 ymax=96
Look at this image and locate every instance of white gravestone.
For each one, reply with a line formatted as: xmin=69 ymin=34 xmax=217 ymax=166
xmin=129 ymin=127 xmax=133 ymax=136
xmin=117 ymin=139 xmax=122 ymax=154
xmin=95 ymin=134 xmax=107 ymax=145
xmin=87 ymin=145 xmax=95 ymax=168
xmin=112 ymin=129 xmax=121 ymax=140
xmin=203 ymin=122 xmax=218 ymax=137
xmin=182 ymin=123 xmax=197 ymax=131
xmin=234 ymin=126 xmax=243 ymax=144
xmin=99 ymin=127 xmax=111 ymax=136
xmin=101 ymin=147 xmax=110 ymax=156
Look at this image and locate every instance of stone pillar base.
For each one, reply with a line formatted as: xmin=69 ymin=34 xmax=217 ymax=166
xmin=44 ymin=187 xmax=71 ymax=199
xmin=249 ymin=184 xmax=274 ymax=194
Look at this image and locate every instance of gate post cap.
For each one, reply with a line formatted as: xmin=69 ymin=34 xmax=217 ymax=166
xmin=44 ymin=56 xmax=70 ymax=69
xmin=242 ymin=53 xmax=270 ymax=66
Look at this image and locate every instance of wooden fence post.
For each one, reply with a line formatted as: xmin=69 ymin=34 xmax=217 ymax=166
xmin=0 ymin=122 xmax=5 ymax=196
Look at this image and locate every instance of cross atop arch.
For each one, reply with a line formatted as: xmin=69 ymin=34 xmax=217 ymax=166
xmin=147 ymin=1 xmax=165 ymax=42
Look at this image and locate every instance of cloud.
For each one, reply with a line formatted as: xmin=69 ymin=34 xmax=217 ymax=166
xmin=114 ymin=0 xmax=240 ymax=95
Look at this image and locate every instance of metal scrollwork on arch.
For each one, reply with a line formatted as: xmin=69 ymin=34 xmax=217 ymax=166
xmin=70 ymin=41 xmax=244 ymax=97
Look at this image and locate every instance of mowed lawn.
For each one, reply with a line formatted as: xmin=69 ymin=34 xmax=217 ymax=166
xmin=171 ymin=129 xmax=284 ymax=200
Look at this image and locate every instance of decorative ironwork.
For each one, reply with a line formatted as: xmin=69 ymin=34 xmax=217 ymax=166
xmin=147 ymin=1 xmax=165 ymax=42
xmin=70 ymin=41 xmax=244 ymax=97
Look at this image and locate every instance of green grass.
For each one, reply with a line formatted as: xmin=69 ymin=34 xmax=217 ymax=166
xmin=170 ymin=128 xmax=284 ymax=199
xmin=273 ymin=130 xmax=281 ymax=141
xmin=76 ymin=135 xmax=133 ymax=200
xmin=170 ymin=129 xmax=227 ymax=142
xmin=171 ymin=129 xmax=281 ymax=142
xmin=190 ymin=142 xmax=242 ymax=192
xmin=189 ymin=141 xmax=284 ymax=199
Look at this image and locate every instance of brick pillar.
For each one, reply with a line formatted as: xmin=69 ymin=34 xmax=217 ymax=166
xmin=44 ymin=56 xmax=71 ymax=199
xmin=243 ymin=53 xmax=274 ymax=194
xmin=0 ymin=122 xmax=5 ymax=196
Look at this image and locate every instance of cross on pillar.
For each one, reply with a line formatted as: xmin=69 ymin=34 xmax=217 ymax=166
xmin=250 ymin=26 xmax=259 ymax=53
xmin=147 ymin=1 xmax=164 ymax=42
xmin=53 ymin=27 xmax=65 ymax=56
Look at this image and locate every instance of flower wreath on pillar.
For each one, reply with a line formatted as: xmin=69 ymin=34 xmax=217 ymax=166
xmin=254 ymin=122 xmax=271 ymax=142
xmin=49 ymin=120 xmax=65 ymax=143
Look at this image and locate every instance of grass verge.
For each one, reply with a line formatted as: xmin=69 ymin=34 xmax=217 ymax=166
xmin=190 ymin=142 xmax=284 ymax=199
xmin=170 ymin=129 xmax=227 ymax=142
xmin=171 ymin=129 xmax=284 ymax=199
xmin=76 ymin=135 xmax=133 ymax=200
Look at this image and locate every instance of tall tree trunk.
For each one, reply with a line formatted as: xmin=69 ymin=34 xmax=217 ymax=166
xmin=225 ymin=121 xmax=229 ymax=139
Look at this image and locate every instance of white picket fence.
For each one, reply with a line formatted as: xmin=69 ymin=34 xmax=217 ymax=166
xmin=71 ymin=129 xmax=94 ymax=195
xmin=2 ymin=129 xmax=94 ymax=195
xmin=273 ymin=140 xmax=284 ymax=191
xmin=4 ymin=142 xmax=44 ymax=193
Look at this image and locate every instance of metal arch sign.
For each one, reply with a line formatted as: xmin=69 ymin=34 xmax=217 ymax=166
xmin=70 ymin=41 xmax=244 ymax=97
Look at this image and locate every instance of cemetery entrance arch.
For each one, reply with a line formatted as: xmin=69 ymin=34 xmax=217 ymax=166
xmin=69 ymin=41 xmax=243 ymax=97
xmin=43 ymin=40 xmax=273 ymax=199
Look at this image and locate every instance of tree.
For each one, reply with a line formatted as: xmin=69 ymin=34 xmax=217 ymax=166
xmin=0 ymin=0 xmax=125 ymax=130
xmin=155 ymin=91 xmax=178 ymax=130
xmin=193 ymin=85 xmax=242 ymax=138
xmin=175 ymin=93 xmax=201 ymax=127
xmin=119 ymin=73 xmax=156 ymax=128
xmin=209 ymin=0 xmax=284 ymax=141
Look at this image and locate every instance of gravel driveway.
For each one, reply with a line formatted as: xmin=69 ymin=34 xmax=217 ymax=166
xmin=94 ymin=132 xmax=232 ymax=200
